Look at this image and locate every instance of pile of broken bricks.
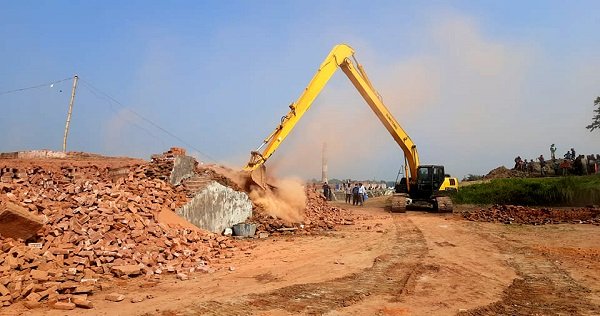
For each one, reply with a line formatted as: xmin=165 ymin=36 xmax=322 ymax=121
xmin=144 ymin=147 xmax=191 ymax=182
xmin=251 ymin=188 xmax=355 ymax=235
xmin=462 ymin=204 xmax=600 ymax=225
xmin=303 ymin=189 xmax=355 ymax=228
xmin=0 ymin=162 xmax=238 ymax=310
xmin=0 ymin=151 xmax=356 ymax=310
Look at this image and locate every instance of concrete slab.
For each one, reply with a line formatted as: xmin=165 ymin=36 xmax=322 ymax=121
xmin=176 ymin=181 xmax=252 ymax=233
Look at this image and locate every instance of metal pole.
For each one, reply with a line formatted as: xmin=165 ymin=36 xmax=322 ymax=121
xmin=62 ymin=75 xmax=79 ymax=152
xmin=321 ymin=142 xmax=328 ymax=183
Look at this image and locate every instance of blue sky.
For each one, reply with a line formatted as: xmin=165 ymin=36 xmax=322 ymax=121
xmin=1 ymin=1 xmax=599 ymax=180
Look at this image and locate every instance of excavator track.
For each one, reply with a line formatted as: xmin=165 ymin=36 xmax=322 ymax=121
xmin=434 ymin=196 xmax=453 ymax=213
xmin=390 ymin=194 xmax=408 ymax=213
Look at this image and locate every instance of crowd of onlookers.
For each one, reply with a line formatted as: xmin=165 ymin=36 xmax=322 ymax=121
xmin=514 ymin=145 xmax=599 ymax=176
xmin=321 ymin=182 xmax=368 ymax=205
xmin=319 ymin=181 xmax=387 ymax=205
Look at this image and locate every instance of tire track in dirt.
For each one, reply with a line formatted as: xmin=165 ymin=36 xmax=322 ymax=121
xmin=461 ymin=228 xmax=600 ymax=316
xmin=181 ymin=215 xmax=428 ymax=315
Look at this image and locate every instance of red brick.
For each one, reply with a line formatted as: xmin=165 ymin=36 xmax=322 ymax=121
xmin=0 ymin=284 xmax=9 ymax=296
xmin=105 ymin=293 xmax=125 ymax=302
xmin=111 ymin=265 xmax=141 ymax=277
xmin=52 ymin=301 xmax=76 ymax=310
xmin=23 ymin=300 xmax=42 ymax=309
xmin=25 ymin=292 xmax=41 ymax=302
xmin=30 ymin=269 xmax=49 ymax=281
xmin=72 ymin=297 xmax=93 ymax=309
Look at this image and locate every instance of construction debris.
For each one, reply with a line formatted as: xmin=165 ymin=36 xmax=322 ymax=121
xmin=462 ymin=204 xmax=600 ymax=225
xmin=145 ymin=147 xmax=192 ymax=183
xmin=0 ymin=149 xmax=354 ymax=309
xmin=251 ymin=188 xmax=354 ymax=234
xmin=484 ymin=166 xmax=527 ymax=179
xmin=0 ymin=155 xmax=237 ymax=308
xmin=0 ymin=201 xmax=44 ymax=240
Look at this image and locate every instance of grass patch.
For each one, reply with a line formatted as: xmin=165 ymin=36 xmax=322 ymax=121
xmin=452 ymin=175 xmax=600 ymax=206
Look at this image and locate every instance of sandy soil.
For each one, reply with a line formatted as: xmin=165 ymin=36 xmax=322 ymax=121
xmin=5 ymin=196 xmax=600 ymax=316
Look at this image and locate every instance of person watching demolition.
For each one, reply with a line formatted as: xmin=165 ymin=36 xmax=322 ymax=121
xmin=538 ymin=155 xmax=547 ymax=176
xmin=550 ymin=144 xmax=557 ymax=161
xmin=322 ymin=182 xmax=331 ymax=201
xmin=344 ymin=184 xmax=352 ymax=204
xmin=352 ymin=184 xmax=359 ymax=205
xmin=358 ymin=183 xmax=366 ymax=206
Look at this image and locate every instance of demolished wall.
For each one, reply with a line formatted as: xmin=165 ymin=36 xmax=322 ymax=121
xmin=170 ymin=155 xmax=196 ymax=185
xmin=176 ymin=181 xmax=252 ymax=233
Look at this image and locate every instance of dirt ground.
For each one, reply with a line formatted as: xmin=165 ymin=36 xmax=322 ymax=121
xmin=4 ymin=196 xmax=600 ymax=316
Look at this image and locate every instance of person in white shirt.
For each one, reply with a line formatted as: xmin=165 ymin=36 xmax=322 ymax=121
xmin=358 ymin=183 xmax=366 ymax=206
xmin=344 ymin=185 xmax=352 ymax=203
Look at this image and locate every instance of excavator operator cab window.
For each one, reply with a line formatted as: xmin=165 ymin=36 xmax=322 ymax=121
xmin=432 ymin=167 xmax=442 ymax=187
xmin=417 ymin=167 xmax=431 ymax=183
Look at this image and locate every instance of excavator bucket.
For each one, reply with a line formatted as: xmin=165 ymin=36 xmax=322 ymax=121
xmin=249 ymin=165 xmax=268 ymax=190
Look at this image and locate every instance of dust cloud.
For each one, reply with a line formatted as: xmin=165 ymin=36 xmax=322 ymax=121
xmin=248 ymin=177 xmax=306 ymax=223
xmin=206 ymin=165 xmax=307 ymax=223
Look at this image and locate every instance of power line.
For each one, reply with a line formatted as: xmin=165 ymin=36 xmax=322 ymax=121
xmin=78 ymin=82 xmax=168 ymax=149
xmin=0 ymin=77 xmax=73 ymax=96
xmin=79 ymin=78 xmax=218 ymax=163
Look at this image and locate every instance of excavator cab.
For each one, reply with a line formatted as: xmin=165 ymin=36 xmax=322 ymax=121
xmin=415 ymin=165 xmax=446 ymax=199
xmin=395 ymin=165 xmax=445 ymax=197
xmin=393 ymin=165 xmax=455 ymax=212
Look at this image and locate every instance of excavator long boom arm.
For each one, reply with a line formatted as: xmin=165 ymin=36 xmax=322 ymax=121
xmin=244 ymin=44 xmax=420 ymax=182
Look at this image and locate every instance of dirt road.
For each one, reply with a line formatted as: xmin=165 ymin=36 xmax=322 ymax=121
xmin=9 ymin=197 xmax=600 ymax=316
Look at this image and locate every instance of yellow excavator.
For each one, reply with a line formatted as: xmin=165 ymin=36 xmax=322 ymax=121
xmin=243 ymin=44 xmax=458 ymax=212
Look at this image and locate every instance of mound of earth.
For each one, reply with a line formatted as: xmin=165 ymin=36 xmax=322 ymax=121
xmin=484 ymin=166 xmax=527 ymax=179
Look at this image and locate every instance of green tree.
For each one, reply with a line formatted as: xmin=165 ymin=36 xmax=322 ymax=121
xmin=586 ymin=96 xmax=600 ymax=132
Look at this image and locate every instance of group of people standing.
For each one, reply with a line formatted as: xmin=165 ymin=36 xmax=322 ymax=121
xmin=514 ymin=145 xmax=598 ymax=176
xmin=344 ymin=183 xmax=367 ymax=206
xmin=514 ymin=145 xmax=571 ymax=176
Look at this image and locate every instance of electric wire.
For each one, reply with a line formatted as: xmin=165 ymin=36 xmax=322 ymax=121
xmin=78 ymin=78 xmax=218 ymax=163
xmin=78 ymin=82 xmax=168 ymax=150
xmin=0 ymin=77 xmax=73 ymax=96
xmin=0 ymin=75 xmax=218 ymax=163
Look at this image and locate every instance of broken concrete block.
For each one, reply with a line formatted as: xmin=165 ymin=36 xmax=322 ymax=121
xmin=0 ymin=201 xmax=44 ymax=240
xmin=176 ymin=181 xmax=252 ymax=233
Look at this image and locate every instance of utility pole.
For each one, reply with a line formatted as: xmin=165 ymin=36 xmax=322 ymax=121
xmin=62 ymin=75 xmax=79 ymax=152
xmin=321 ymin=142 xmax=328 ymax=183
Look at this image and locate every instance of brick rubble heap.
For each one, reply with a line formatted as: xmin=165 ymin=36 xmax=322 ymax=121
xmin=462 ymin=204 xmax=600 ymax=225
xmin=251 ymin=188 xmax=354 ymax=234
xmin=0 ymin=161 xmax=237 ymax=309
